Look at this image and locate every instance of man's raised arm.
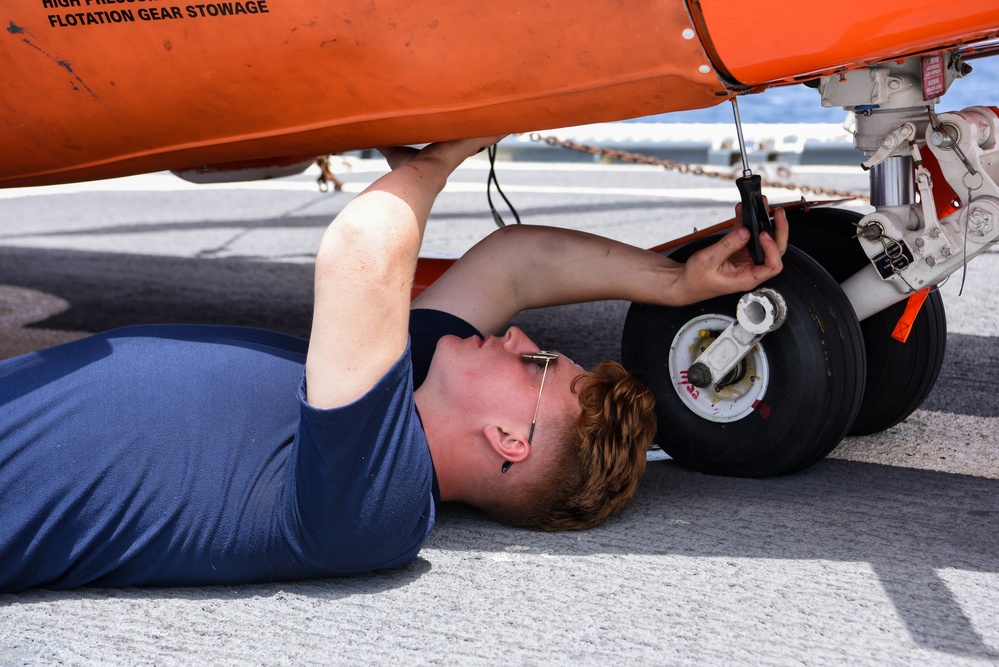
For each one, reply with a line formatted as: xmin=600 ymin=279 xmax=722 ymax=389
xmin=305 ymin=137 xmax=502 ymax=409
xmin=413 ymin=209 xmax=788 ymax=336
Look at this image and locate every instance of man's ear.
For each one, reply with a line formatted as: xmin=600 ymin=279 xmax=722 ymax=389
xmin=482 ymin=424 xmax=530 ymax=465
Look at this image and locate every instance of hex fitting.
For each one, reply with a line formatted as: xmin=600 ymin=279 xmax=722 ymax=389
xmin=687 ymin=362 xmax=713 ymax=389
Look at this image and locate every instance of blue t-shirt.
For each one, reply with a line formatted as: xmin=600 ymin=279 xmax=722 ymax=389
xmin=0 ymin=310 xmax=479 ymax=592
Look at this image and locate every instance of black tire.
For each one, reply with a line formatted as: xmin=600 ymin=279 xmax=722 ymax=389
xmin=785 ymin=207 xmax=947 ymax=435
xmin=622 ymin=245 xmax=866 ymax=477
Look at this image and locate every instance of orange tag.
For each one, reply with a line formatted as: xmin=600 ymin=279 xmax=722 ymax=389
xmin=892 ymin=288 xmax=931 ymax=343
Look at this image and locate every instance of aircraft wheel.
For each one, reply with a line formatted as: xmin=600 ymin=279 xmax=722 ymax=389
xmin=621 ymin=245 xmax=866 ymax=477
xmin=785 ymin=207 xmax=947 ymax=435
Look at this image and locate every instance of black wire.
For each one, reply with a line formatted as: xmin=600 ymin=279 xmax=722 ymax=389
xmin=486 ymin=144 xmax=521 ymax=227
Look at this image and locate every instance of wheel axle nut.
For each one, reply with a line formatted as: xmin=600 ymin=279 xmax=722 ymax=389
xmin=968 ymin=206 xmax=994 ymax=236
xmin=687 ymin=362 xmax=712 ymax=388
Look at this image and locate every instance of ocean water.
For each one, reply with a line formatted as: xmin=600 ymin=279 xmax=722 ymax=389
xmin=628 ymin=55 xmax=999 ymax=124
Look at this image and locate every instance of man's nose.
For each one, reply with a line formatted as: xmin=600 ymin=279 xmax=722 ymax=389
xmin=502 ymin=326 xmax=537 ymax=353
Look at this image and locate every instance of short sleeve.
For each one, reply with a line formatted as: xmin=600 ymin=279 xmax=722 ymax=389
xmin=290 ymin=343 xmax=434 ymax=574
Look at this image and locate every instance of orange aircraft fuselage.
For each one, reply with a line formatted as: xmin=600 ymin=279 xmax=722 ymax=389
xmin=2 ymin=0 xmax=997 ymax=188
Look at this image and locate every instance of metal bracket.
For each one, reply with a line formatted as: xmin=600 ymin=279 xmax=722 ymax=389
xmin=686 ymin=288 xmax=787 ymax=389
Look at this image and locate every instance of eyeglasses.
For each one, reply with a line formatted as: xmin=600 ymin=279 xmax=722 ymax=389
xmin=502 ymin=351 xmax=560 ymax=474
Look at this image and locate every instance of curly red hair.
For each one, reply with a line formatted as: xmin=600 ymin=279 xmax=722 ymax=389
xmin=484 ymin=361 xmax=657 ymax=530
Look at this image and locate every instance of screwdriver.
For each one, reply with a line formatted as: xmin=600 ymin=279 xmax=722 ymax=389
xmin=730 ymin=97 xmax=774 ymax=265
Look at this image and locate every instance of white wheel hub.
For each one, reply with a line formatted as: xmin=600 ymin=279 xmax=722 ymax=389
xmin=668 ymin=314 xmax=770 ymax=423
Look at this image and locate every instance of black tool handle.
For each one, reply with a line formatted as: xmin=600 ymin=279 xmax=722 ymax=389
xmin=736 ymin=174 xmax=774 ymax=265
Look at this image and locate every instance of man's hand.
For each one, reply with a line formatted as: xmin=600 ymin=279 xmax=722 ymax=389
xmin=670 ymin=204 xmax=789 ymax=306
xmin=378 ymin=136 xmax=505 ymax=172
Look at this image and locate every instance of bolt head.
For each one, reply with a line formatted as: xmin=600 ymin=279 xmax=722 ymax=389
xmin=687 ymin=363 xmax=712 ymax=389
